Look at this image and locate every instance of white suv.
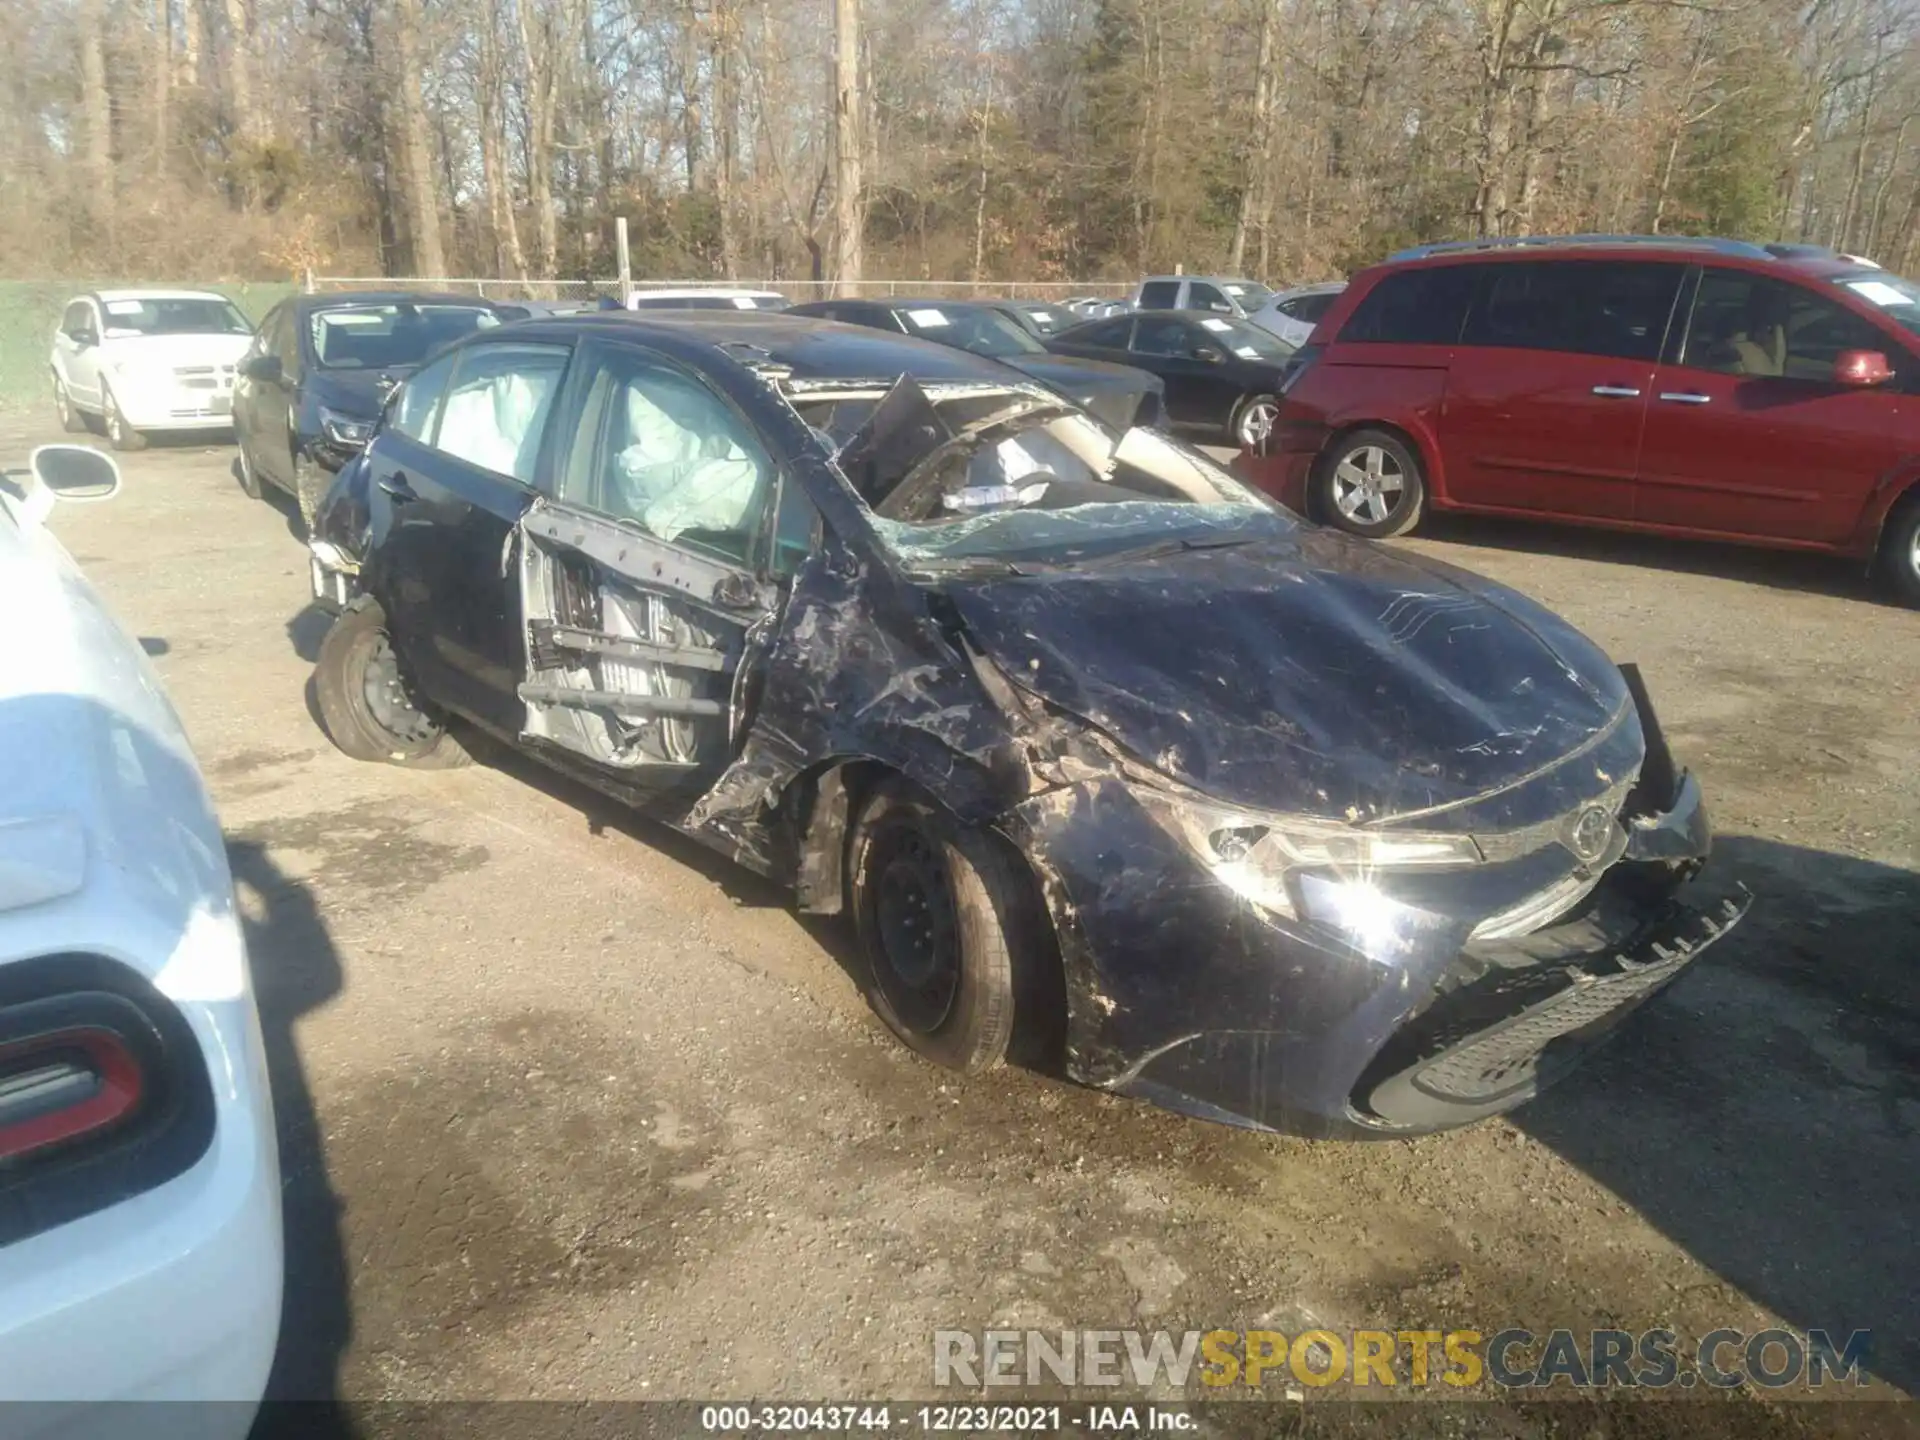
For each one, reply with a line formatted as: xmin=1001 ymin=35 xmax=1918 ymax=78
xmin=50 ymin=290 xmax=257 ymax=451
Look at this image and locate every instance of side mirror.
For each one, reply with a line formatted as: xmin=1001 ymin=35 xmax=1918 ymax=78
xmin=71 ymin=329 xmax=97 ymax=348
xmin=240 ymin=354 xmax=283 ymax=384
xmin=1193 ymin=345 xmax=1225 ymax=364
xmin=31 ymin=445 xmax=121 ymax=501
xmin=1833 ymin=349 xmax=1893 ymax=386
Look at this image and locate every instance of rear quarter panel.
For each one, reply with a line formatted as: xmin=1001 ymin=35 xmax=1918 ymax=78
xmin=1285 ymin=345 xmax=1455 ymax=504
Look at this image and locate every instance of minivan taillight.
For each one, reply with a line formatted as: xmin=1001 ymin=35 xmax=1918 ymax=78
xmin=0 ymin=1026 xmax=144 ymax=1162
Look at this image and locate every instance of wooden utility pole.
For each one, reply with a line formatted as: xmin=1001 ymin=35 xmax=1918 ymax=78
xmin=832 ymin=0 xmax=864 ymax=294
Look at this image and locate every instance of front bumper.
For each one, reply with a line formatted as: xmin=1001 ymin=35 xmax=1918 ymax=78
xmin=113 ymin=382 xmax=237 ymax=432
xmin=1008 ymin=769 xmax=1744 ymax=1138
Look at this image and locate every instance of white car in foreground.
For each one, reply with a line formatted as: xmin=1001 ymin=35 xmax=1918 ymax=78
xmin=49 ymin=290 xmax=256 ymax=451
xmin=0 ymin=447 xmax=281 ymax=1435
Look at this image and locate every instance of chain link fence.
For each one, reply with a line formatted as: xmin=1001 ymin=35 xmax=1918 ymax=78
xmin=306 ymin=275 xmax=1137 ymax=305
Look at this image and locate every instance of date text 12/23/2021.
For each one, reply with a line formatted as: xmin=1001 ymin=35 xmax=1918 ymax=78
xmin=699 ymin=1406 xmax=1185 ymax=1433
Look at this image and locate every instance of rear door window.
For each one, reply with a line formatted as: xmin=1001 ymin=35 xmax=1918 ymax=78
xmin=390 ymin=351 xmax=460 ymax=442
xmin=1137 ymin=280 xmax=1181 ymax=309
xmin=1072 ymin=317 xmax=1135 ymax=348
xmin=1134 ymin=317 xmax=1199 ymax=357
xmin=431 ymin=342 xmax=571 ymax=484
xmin=1339 ymin=266 xmax=1480 ymax=344
xmin=1462 ymin=261 xmax=1682 ymax=360
xmin=1683 ymin=269 xmax=1898 ymax=381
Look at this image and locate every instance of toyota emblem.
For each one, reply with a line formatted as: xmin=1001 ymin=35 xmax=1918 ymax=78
xmin=1568 ymin=805 xmax=1615 ymax=864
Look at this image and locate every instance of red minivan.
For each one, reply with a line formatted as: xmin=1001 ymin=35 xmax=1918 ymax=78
xmin=1242 ymin=237 xmax=1920 ymax=604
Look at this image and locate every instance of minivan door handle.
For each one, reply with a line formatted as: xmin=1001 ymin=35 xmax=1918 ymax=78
xmin=1591 ymin=385 xmax=1642 ymax=398
xmin=1658 ymin=391 xmax=1713 ymax=405
xmin=377 ymin=471 xmax=418 ymax=503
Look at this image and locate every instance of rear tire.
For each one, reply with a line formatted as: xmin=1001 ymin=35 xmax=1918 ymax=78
xmin=100 ymin=384 xmax=147 ymax=452
xmin=1880 ymin=495 xmax=1920 ymax=608
xmin=52 ymin=374 xmax=87 ymax=433
xmin=313 ymin=598 xmax=471 ymax=767
xmin=847 ymin=782 xmax=1034 ymax=1074
xmin=1313 ymin=427 xmax=1425 ymax=538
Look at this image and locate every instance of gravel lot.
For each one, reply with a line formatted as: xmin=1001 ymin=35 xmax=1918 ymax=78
xmin=10 ymin=415 xmax=1917 ymax=1434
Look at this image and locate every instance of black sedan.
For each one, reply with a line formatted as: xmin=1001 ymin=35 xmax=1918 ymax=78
xmin=1047 ymin=309 xmax=1296 ymax=449
xmin=787 ymin=297 xmax=1164 ymax=431
xmin=306 ymin=311 xmax=1745 ymax=1138
xmin=232 ymin=290 xmax=503 ymax=529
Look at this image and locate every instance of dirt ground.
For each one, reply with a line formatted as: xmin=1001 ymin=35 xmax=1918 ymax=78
xmin=9 ymin=415 xmax=1918 ymax=1434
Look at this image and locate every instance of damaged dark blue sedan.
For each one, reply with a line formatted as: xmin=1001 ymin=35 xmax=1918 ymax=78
xmin=307 ymin=313 xmax=1748 ymax=1137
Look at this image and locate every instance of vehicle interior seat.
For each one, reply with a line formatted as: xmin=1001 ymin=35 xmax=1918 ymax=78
xmin=1724 ymin=293 xmax=1788 ymax=376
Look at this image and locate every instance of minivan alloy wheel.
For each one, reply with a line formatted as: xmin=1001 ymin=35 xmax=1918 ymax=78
xmin=1332 ymin=445 xmax=1406 ymax=524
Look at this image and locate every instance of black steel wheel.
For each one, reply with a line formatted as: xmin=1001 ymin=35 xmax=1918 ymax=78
xmin=848 ymin=781 xmax=1034 ymax=1073
xmin=313 ymin=598 xmax=470 ymax=767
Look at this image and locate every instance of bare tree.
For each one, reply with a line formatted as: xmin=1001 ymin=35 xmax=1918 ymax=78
xmin=832 ymin=0 xmax=864 ymax=290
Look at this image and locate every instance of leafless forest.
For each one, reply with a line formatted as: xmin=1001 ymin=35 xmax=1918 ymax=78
xmin=4 ymin=0 xmax=1918 ymax=286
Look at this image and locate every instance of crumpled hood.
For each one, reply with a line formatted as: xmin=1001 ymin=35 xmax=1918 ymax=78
xmin=942 ymin=527 xmax=1633 ymax=823
xmin=305 ymin=365 xmax=413 ymax=418
xmin=1001 ymin=354 xmax=1162 ymax=430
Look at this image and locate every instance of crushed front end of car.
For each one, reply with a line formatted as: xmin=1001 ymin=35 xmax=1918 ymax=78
xmin=1000 ymin=693 xmax=1742 ymax=1138
xmin=918 ymin=513 xmax=1748 ymax=1138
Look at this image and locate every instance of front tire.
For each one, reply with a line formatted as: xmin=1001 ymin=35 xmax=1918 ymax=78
xmin=1232 ymin=393 xmax=1280 ymax=451
xmin=847 ymin=782 xmax=1034 ymax=1074
xmin=293 ymin=451 xmax=325 ymax=535
xmin=313 ymin=598 xmax=471 ymax=767
xmin=1880 ymin=495 xmax=1920 ymax=608
xmin=1313 ymin=427 xmax=1426 ymax=538
xmin=100 ymin=383 xmax=147 ymax=452
xmin=235 ymin=438 xmax=263 ymax=498
xmin=52 ymin=374 xmax=87 ymax=433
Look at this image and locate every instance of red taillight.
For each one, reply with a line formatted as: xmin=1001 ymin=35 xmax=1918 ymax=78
xmin=0 ymin=1027 xmax=144 ymax=1162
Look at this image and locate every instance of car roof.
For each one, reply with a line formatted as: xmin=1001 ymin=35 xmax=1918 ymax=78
xmin=92 ymin=288 xmax=232 ymax=303
xmin=478 ymin=311 xmax=1025 ymax=383
xmin=297 ymin=291 xmax=498 ymax=311
xmin=1273 ymin=281 xmax=1347 ymax=297
xmin=628 ymin=288 xmax=785 ymax=300
xmin=1377 ymin=235 xmax=1870 ymax=275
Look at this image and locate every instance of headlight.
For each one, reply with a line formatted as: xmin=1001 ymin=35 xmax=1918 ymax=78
xmin=319 ymin=406 xmax=375 ymax=447
xmin=1141 ymin=790 xmax=1480 ymax=920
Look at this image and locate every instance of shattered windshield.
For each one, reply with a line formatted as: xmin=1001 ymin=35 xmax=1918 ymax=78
xmin=810 ymin=376 xmax=1291 ymax=568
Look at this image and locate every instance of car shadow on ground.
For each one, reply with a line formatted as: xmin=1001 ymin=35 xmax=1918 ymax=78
xmin=1516 ymin=834 xmax=1920 ymax=1394
xmin=235 ymin=455 xmax=312 ymax=544
xmin=287 ymin=603 xmax=335 ymax=664
xmin=229 ymin=839 xmax=360 ymax=1439
xmin=1412 ymin=512 xmax=1901 ymax=605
